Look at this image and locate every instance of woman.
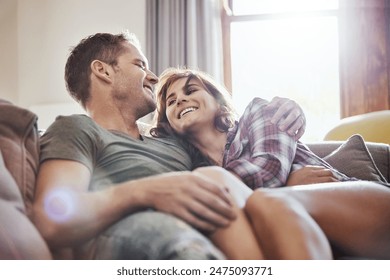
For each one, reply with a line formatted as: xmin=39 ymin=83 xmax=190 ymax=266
xmin=151 ymin=67 xmax=390 ymax=259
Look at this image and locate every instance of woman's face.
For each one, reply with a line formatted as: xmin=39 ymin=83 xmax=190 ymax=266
xmin=165 ymin=77 xmax=220 ymax=135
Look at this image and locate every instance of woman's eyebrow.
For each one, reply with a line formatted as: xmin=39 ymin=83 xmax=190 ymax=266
xmin=166 ymin=81 xmax=200 ymax=101
xmin=186 ymin=83 xmax=197 ymax=87
xmin=166 ymin=91 xmax=176 ymax=100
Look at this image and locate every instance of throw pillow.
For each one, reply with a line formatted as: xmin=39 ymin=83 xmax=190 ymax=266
xmin=323 ymin=134 xmax=388 ymax=183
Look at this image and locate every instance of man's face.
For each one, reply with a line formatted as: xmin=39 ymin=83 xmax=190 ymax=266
xmin=110 ymin=42 xmax=158 ymax=118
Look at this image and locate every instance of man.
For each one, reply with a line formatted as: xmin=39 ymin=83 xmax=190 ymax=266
xmin=32 ymin=32 xmax=306 ymax=259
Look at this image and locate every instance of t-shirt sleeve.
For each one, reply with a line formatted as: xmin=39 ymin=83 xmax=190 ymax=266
xmin=39 ymin=115 xmax=98 ymax=171
xmin=225 ymin=98 xmax=297 ymax=188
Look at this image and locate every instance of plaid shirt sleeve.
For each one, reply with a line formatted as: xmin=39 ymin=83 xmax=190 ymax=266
xmin=224 ymin=98 xmax=297 ymax=189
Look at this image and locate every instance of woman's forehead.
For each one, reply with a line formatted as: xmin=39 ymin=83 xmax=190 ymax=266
xmin=169 ymin=75 xmax=203 ymax=90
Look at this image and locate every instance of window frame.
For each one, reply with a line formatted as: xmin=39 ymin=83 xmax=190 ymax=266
xmin=221 ymin=0 xmax=390 ymax=118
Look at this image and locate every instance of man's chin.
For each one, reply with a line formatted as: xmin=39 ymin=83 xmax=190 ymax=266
xmin=138 ymin=102 xmax=156 ymax=119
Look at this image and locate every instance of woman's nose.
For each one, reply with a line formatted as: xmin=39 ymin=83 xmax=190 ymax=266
xmin=176 ymin=94 xmax=188 ymax=105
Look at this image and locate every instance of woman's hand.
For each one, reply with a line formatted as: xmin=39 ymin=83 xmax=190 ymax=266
xmin=286 ymin=165 xmax=339 ymax=186
xmin=266 ymin=96 xmax=306 ymax=140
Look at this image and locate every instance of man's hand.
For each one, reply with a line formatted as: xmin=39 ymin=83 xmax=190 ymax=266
xmin=286 ymin=165 xmax=339 ymax=186
xmin=146 ymin=171 xmax=237 ymax=232
xmin=267 ymin=96 xmax=306 ymax=140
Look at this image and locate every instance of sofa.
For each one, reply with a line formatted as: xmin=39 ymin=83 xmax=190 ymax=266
xmin=1 ymin=99 xmax=389 ymax=259
xmin=324 ymin=110 xmax=390 ymax=145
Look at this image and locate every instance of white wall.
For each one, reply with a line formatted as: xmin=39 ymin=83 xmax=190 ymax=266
xmin=0 ymin=0 xmax=146 ymax=128
xmin=0 ymin=0 xmax=18 ymax=104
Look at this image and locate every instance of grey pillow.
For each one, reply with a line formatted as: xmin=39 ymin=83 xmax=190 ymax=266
xmin=323 ymin=134 xmax=388 ymax=183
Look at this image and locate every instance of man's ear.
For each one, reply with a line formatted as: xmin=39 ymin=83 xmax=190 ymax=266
xmin=90 ymin=60 xmax=112 ymax=83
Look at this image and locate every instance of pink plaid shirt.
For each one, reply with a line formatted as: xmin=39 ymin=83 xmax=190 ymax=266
xmin=223 ymin=98 xmax=353 ymax=189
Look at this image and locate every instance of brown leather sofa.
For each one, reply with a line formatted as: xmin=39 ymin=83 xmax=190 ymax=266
xmin=0 ymin=99 xmax=389 ymax=259
xmin=0 ymin=99 xmax=51 ymax=259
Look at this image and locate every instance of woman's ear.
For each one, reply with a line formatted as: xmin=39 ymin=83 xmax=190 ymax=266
xmin=90 ymin=60 xmax=112 ymax=83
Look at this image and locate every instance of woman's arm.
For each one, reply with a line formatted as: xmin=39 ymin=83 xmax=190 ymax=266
xmin=286 ymin=165 xmax=339 ymax=186
xmin=225 ymin=98 xmax=297 ymax=189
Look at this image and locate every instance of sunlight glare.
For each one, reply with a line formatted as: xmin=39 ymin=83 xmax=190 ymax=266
xmin=230 ymin=15 xmax=340 ymax=142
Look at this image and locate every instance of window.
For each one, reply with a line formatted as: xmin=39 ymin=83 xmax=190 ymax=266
xmin=222 ymin=0 xmax=340 ymax=141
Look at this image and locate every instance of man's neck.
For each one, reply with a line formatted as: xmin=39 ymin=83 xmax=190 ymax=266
xmin=87 ymin=104 xmax=142 ymax=139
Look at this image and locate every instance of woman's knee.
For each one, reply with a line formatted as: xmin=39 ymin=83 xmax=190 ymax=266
xmin=194 ymin=166 xmax=252 ymax=208
xmin=194 ymin=166 xmax=230 ymax=180
xmin=245 ymin=190 xmax=295 ymax=220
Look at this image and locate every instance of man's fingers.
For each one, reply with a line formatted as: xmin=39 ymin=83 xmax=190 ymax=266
xmin=269 ymin=99 xmax=297 ymax=125
xmin=192 ymin=173 xmax=235 ymax=207
xmin=267 ymin=96 xmax=283 ymax=109
xmin=178 ymin=208 xmax=218 ymax=232
xmin=188 ymin=199 xmax=232 ymax=228
xmin=285 ymin=116 xmax=305 ymax=137
xmin=294 ymin=126 xmax=305 ymax=140
xmin=196 ymin=189 xmax=237 ymax=221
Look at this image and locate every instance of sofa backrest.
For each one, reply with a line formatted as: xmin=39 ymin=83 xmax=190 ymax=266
xmin=0 ymin=99 xmax=40 ymax=217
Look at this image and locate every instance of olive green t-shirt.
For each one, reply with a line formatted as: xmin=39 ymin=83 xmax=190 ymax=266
xmin=40 ymin=115 xmax=192 ymax=190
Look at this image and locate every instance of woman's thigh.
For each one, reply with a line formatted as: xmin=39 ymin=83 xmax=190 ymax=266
xmin=262 ymin=181 xmax=390 ymax=258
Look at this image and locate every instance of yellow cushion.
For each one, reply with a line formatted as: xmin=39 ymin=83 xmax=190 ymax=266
xmin=324 ymin=110 xmax=390 ymax=145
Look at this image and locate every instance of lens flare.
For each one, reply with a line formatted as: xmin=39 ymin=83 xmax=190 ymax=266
xmin=44 ymin=188 xmax=75 ymax=223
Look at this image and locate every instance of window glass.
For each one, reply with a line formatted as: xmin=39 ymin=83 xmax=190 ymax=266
xmin=230 ymin=16 xmax=340 ymax=141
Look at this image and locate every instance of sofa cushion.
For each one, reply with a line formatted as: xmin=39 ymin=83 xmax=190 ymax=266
xmin=323 ymin=134 xmax=388 ymax=183
xmin=0 ymin=99 xmax=40 ymax=216
xmin=0 ymin=152 xmax=24 ymax=211
xmin=0 ymin=199 xmax=51 ymax=259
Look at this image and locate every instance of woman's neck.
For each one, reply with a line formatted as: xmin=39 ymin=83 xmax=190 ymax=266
xmin=187 ymin=128 xmax=227 ymax=166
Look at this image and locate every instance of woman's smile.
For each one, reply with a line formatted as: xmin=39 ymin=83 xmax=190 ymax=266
xmin=178 ymin=107 xmax=198 ymax=119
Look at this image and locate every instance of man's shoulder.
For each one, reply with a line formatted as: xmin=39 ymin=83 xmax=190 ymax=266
xmin=48 ymin=114 xmax=98 ymax=131
xmin=53 ymin=114 xmax=92 ymax=125
xmin=42 ymin=114 xmax=102 ymax=140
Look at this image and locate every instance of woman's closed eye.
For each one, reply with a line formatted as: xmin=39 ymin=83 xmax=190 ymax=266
xmin=186 ymin=88 xmax=196 ymax=95
xmin=167 ymin=98 xmax=176 ymax=106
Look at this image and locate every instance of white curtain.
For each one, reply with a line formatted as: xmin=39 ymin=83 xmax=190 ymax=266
xmin=146 ymin=0 xmax=224 ymax=83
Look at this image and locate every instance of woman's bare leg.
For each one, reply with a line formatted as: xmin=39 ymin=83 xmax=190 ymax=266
xmin=245 ymin=190 xmax=332 ymax=259
xmin=275 ymin=181 xmax=390 ymax=259
xmin=194 ymin=166 xmax=332 ymax=260
xmin=194 ymin=167 xmax=263 ymax=259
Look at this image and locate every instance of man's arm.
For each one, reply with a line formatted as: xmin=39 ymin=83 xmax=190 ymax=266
xmin=266 ymin=96 xmax=306 ymax=140
xmin=33 ymin=159 xmax=236 ymax=249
